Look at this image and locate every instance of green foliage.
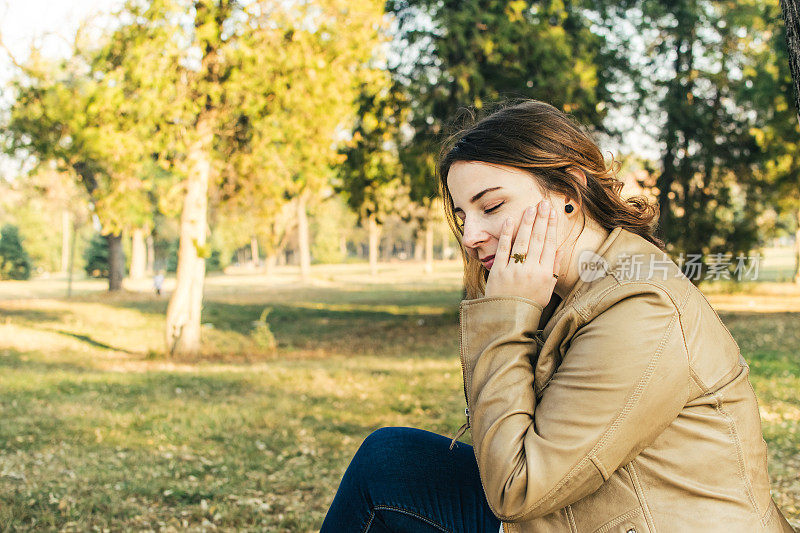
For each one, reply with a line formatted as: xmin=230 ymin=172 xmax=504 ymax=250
xmin=740 ymin=0 xmax=800 ymax=235
xmin=622 ymin=0 xmax=800 ymax=263
xmin=14 ymin=210 xmax=61 ymax=273
xmin=335 ymin=79 xmax=407 ymax=225
xmin=0 ymin=186 xmax=63 ymax=273
xmin=310 ymin=197 xmax=353 ymax=264
xmin=0 ymin=225 xmax=32 ymax=280
xmin=388 ymin=0 xmax=615 ymax=205
xmin=83 ymin=233 xmax=110 ymax=278
xmin=3 ymin=46 xmax=156 ymax=235
xmin=207 ymin=249 xmax=222 ymax=273
xmin=166 ymin=240 xmax=179 ymax=274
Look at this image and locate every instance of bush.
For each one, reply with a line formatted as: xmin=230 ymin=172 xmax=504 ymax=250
xmin=0 ymin=224 xmax=32 ymax=280
xmin=83 ymin=233 xmax=110 ymax=278
xmin=251 ymin=307 xmax=277 ymax=352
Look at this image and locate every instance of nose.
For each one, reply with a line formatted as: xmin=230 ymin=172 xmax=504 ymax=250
xmin=461 ymin=217 xmax=489 ymax=251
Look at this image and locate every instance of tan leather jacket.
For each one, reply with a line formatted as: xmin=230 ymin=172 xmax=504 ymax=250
xmin=456 ymin=227 xmax=795 ymax=532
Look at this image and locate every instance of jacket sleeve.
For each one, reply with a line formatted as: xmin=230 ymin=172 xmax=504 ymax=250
xmin=459 ymin=289 xmax=689 ymax=522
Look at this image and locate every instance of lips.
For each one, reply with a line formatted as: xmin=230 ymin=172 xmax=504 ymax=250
xmin=480 ymin=254 xmax=495 ymax=269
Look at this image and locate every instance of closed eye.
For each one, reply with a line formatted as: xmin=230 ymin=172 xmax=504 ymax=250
xmin=484 ymin=202 xmax=504 ymax=214
xmin=454 ymin=202 xmax=504 ymax=228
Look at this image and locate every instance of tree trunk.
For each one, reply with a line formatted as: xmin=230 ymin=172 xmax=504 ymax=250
xmin=165 ymin=118 xmax=211 ymax=357
xmin=61 ymin=210 xmax=70 ymax=274
xmin=264 ymin=253 xmax=277 ymax=276
xmin=250 ymin=235 xmax=260 ymax=268
xmin=425 ymin=223 xmax=434 ymax=274
xmin=146 ymin=233 xmax=155 ymax=275
xmin=414 ymin=232 xmax=424 ymax=261
xmin=368 ymin=212 xmax=380 ymax=276
xmin=66 ymin=220 xmax=77 ymax=298
xmin=130 ymin=228 xmax=147 ymax=280
xmin=105 ymin=233 xmax=125 ymax=291
xmin=780 ymin=0 xmax=800 ymax=284
xmin=656 ymin=34 xmax=687 ymax=242
xmin=780 ymin=0 xmax=800 ymax=127
xmin=794 ymin=207 xmax=800 ymax=284
xmin=297 ymin=194 xmax=312 ymax=280
xmin=382 ymin=235 xmax=394 ymax=262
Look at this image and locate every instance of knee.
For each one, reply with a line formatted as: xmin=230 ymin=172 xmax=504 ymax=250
xmin=350 ymin=426 xmax=423 ymax=470
xmin=363 ymin=425 xmax=415 ymax=444
xmin=356 ymin=426 xmax=414 ymax=456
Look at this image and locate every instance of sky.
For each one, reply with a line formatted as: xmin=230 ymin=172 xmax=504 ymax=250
xmin=0 ymin=0 xmax=124 ymax=178
xmin=0 ymin=0 xmax=123 ymax=81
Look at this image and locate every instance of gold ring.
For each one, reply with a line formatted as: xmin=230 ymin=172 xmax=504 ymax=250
xmin=512 ymin=253 xmax=527 ymax=263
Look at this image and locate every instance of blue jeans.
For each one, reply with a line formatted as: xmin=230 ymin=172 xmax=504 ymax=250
xmin=320 ymin=426 xmax=501 ymax=532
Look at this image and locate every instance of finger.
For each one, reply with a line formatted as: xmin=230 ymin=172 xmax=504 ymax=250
xmin=554 ymin=248 xmax=564 ymax=274
xmin=529 ymin=200 xmax=551 ymax=262
xmin=540 ymin=207 xmax=558 ymax=268
xmin=495 ymin=217 xmax=514 ymax=268
xmin=510 ymin=205 xmax=536 ymax=258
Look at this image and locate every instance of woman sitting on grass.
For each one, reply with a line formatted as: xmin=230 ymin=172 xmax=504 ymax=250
xmin=321 ymin=100 xmax=795 ymax=533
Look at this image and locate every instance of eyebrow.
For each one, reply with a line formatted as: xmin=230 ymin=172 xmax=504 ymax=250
xmin=453 ymin=186 xmax=503 ymax=213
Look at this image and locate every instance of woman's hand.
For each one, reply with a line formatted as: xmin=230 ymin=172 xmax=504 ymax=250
xmin=484 ymin=200 xmax=563 ymax=308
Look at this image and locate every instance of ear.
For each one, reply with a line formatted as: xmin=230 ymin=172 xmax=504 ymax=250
xmin=563 ymin=167 xmax=586 ymax=209
xmin=566 ymin=167 xmax=587 ymax=188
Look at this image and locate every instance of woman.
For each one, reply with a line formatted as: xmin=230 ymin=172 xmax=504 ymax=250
xmin=321 ymin=100 xmax=795 ymax=532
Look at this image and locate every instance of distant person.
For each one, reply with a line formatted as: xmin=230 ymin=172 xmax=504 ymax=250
xmin=321 ymin=100 xmax=795 ymax=532
xmin=153 ymin=271 xmax=164 ymax=296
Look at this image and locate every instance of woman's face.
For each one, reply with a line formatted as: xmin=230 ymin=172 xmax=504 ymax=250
xmin=447 ymin=161 xmax=563 ymax=270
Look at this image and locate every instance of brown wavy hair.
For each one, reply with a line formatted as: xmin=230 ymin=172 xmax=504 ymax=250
xmin=437 ymin=99 xmax=664 ymax=299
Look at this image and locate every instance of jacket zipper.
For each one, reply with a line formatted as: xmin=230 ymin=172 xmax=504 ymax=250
xmin=449 ymin=407 xmax=470 ymax=450
xmin=449 ymin=309 xmax=471 ymax=451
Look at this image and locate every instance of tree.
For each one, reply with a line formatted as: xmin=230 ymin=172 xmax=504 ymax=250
xmin=100 ymin=0 xmax=388 ymax=355
xmin=748 ymin=0 xmax=800 ymax=282
xmin=780 ymin=0 xmax=800 ymax=123
xmin=336 ymin=79 xmax=408 ymax=275
xmin=614 ymin=0 xmax=774 ymax=277
xmin=239 ymin=0 xmax=390 ymax=281
xmin=2 ymin=23 xmax=157 ymax=291
xmin=0 ymin=166 xmax=88 ymax=274
xmin=83 ymin=232 xmax=112 ymax=278
xmin=0 ymin=224 xmax=32 ymax=280
xmin=386 ymin=0 xmax=618 ymax=272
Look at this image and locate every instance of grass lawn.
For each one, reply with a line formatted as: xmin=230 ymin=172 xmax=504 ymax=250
xmin=1 ymin=261 xmax=798 ymax=531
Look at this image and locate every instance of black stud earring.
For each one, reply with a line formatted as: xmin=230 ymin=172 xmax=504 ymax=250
xmin=565 ymin=204 xmax=574 ymax=213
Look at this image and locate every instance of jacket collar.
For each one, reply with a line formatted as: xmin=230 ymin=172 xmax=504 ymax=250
xmin=548 ymin=226 xmax=665 ymax=323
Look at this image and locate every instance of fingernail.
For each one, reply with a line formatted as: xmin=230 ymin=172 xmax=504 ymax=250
xmin=526 ymin=206 xmax=535 ymax=217
xmin=540 ymin=200 xmax=550 ymax=210
xmin=504 ymin=217 xmax=512 ymax=229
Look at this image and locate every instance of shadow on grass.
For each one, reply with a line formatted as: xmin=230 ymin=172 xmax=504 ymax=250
xmin=93 ymin=292 xmax=462 ymax=358
xmin=52 ymin=329 xmax=139 ymax=355
xmin=0 ymin=306 xmax=69 ymax=323
xmin=0 ymin=350 xmax=251 ymax=397
xmin=0 ymin=349 xmax=96 ymax=374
